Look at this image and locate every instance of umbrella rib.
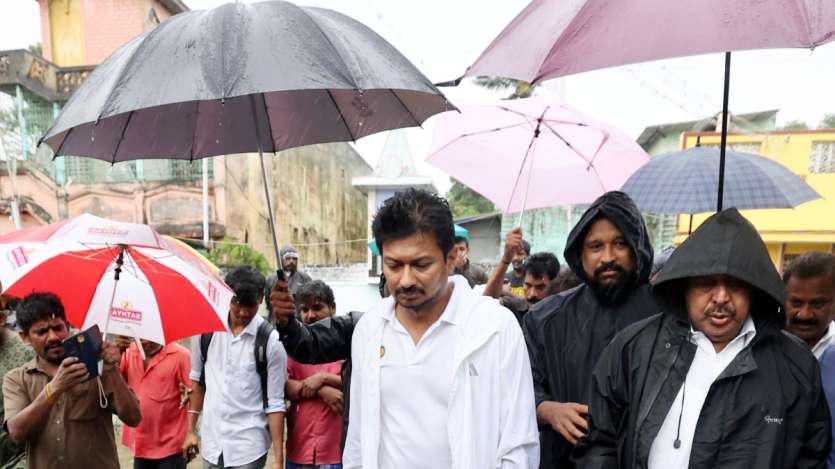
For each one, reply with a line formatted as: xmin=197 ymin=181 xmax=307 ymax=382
xmin=295 ymin=7 xmax=359 ymax=89
xmin=497 ymin=106 xmax=545 ymax=122
xmin=326 ymin=90 xmax=357 ymax=142
xmin=428 ymin=122 xmax=532 ymax=159
xmin=540 ymin=120 xmax=593 ymax=166
xmin=261 ymin=92 xmax=278 ymax=153
xmin=389 ymin=89 xmax=422 ymax=128
xmin=505 ymin=123 xmax=541 ymax=213
xmin=110 ymin=110 xmax=135 ymax=165
xmin=52 ymin=126 xmax=73 ymax=160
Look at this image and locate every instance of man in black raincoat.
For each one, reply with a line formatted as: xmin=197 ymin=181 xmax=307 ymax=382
xmin=574 ymin=208 xmax=831 ymax=469
xmin=523 ymin=191 xmax=657 ymax=469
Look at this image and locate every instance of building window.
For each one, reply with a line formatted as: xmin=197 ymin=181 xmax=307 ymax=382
xmin=809 ymin=142 xmax=835 ymax=174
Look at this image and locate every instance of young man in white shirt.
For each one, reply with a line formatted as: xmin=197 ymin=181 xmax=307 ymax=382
xmin=184 ymin=267 xmax=287 ymax=469
xmin=783 ymin=252 xmax=835 ymax=360
xmin=343 ymin=188 xmax=539 ymax=469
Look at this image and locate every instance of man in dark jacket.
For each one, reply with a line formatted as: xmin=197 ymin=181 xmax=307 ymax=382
xmin=269 ymin=277 xmax=361 ymax=451
xmin=574 ymin=208 xmax=831 ymax=469
xmin=524 ymin=191 xmax=657 ymax=469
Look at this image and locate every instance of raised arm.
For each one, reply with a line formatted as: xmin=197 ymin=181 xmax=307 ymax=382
xmin=484 ymin=228 xmax=524 ymax=299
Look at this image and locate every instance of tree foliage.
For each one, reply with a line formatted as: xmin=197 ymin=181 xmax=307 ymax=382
xmin=447 ymin=179 xmax=496 ymax=218
xmin=207 ymin=239 xmax=270 ymax=275
xmin=819 ymin=113 xmax=835 ymax=129
xmin=780 ymin=119 xmax=810 ymax=130
xmin=473 ymin=76 xmax=535 ymax=99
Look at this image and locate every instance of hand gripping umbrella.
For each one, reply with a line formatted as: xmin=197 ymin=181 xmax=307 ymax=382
xmin=39 ymin=1 xmax=454 ymax=273
xmin=459 ymin=0 xmax=835 ymax=212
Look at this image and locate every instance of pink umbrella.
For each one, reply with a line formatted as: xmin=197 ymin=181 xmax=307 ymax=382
xmin=427 ymin=97 xmax=649 ymax=214
xmin=0 ymin=214 xmax=232 ymax=345
xmin=462 ymin=0 xmax=835 ymax=211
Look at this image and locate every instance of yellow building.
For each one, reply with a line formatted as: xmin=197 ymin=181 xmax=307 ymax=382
xmin=674 ymin=130 xmax=835 ymax=270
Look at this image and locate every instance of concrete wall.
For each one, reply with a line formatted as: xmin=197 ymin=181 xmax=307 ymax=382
xmin=221 ymin=143 xmax=371 ymax=267
xmin=459 ymin=216 xmax=502 ymax=264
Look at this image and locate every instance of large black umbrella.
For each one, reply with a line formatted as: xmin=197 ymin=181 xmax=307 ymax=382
xmin=40 ymin=1 xmax=454 ymax=266
xmin=621 ymin=146 xmax=820 ymax=214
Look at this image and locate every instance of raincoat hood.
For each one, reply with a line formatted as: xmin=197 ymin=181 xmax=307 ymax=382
xmin=564 ymin=191 xmax=654 ymax=285
xmin=653 ymin=208 xmax=785 ymax=325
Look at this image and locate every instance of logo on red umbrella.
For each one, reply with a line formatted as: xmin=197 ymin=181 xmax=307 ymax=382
xmin=8 ymin=246 xmax=32 ymax=269
xmin=111 ymin=301 xmax=143 ymax=323
xmin=88 ymin=226 xmax=130 ymax=237
xmin=206 ymin=281 xmax=220 ymax=305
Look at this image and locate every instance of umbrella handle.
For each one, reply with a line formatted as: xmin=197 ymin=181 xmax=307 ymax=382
xmin=102 ymin=247 xmax=126 ymax=338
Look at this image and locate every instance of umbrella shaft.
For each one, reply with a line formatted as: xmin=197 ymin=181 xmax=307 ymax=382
xmin=717 ymin=51 xmax=731 ymax=212
xmin=259 ymin=150 xmax=282 ymax=267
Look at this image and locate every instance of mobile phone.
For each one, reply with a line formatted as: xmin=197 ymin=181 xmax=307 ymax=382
xmin=62 ymin=325 xmax=103 ymax=378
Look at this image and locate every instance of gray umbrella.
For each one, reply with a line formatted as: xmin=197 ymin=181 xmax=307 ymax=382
xmin=39 ymin=1 xmax=454 ymax=265
xmin=621 ymin=146 xmax=820 ymax=214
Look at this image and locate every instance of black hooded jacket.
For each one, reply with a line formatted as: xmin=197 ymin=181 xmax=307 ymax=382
xmin=573 ymin=209 xmax=831 ymax=469
xmin=522 ymin=191 xmax=658 ymax=469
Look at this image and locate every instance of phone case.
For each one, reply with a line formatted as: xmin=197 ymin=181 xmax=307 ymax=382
xmin=61 ymin=325 xmax=103 ymax=378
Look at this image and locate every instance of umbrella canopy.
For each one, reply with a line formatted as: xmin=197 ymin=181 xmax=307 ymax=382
xmin=39 ymin=0 xmax=454 ymax=268
xmin=465 ymin=0 xmax=835 ymax=84
xmin=620 ymin=147 xmax=821 ymax=214
xmin=462 ymin=0 xmax=835 ymax=212
xmin=0 ymin=214 xmax=232 ymax=345
xmin=427 ymin=97 xmax=649 ymax=213
xmin=41 ymin=1 xmax=454 ymax=162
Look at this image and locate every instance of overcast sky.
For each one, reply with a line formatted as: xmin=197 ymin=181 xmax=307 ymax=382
xmin=3 ymin=0 xmax=835 ymax=193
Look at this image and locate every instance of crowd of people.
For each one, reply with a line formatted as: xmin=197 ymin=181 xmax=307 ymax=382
xmin=0 ymin=187 xmax=834 ymax=469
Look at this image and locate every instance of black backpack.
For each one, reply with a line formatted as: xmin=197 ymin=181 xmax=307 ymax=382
xmin=199 ymin=320 xmax=274 ymax=409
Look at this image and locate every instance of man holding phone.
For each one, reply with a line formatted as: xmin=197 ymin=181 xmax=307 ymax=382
xmin=2 ymin=292 xmax=141 ymax=469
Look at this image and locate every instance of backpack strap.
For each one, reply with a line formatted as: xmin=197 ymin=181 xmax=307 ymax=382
xmin=199 ymin=332 xmax=213 ymax=388
xmin=254 ymin=321 xmax=274 ymax=409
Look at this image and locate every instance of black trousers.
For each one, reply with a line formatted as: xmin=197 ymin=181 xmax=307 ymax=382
xmin=134 ymin=453 xmax=187 ymax=469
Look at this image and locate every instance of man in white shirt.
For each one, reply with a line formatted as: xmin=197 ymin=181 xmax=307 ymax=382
xmin=343 ymin=188 xmax=539 ymax=469
xmin=184 ymin=266 xmax=287 ymax=469
xmin=783 ymin=252 xmax=835 ymax=360
xmin=574 ymin=209 xmax=830 ymax=468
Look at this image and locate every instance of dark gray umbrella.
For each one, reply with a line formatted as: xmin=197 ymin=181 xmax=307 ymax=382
xmin=621 ymin=146 xmax=820 ymax=214
xmin=39 ymin=1 xmax=454 ymax=265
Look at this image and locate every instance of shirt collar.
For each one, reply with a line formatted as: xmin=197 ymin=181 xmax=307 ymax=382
xmin=23 ymin=356 xmax=49 ymax=375
xmin=691 ymin=315 xmax=757 ymax=348
xmin=812 ymin=321 xmax=835 ymax=355
xmin=226 ymin=313 xmax=262 ymax=336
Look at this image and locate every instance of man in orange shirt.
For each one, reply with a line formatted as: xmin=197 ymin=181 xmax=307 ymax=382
xmin=285 ymin=281 xmax=344 ymax=469
xmin=119 ymin=338 xmax=191 ymax=469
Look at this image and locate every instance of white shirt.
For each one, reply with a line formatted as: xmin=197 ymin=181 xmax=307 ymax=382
xmin=378 ymin=285 xmax=459 ymax=469
xmin=189 ymin=314 xmax=287 ymax=466
xmin=812 ymin=321 xmax=835 ymax=360
xmin=343 ymin=275 xmax=540 ymax=469
xmin=648 ymin=317 xmax=757 ymax=469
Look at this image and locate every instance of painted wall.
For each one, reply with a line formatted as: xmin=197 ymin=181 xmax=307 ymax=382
xmin=675 ymin=130 xmax=835 ymax=269
xmin=222 ymin=142 xmax=372 ymax=267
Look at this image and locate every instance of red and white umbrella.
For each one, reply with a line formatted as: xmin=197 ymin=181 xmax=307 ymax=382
xmin=0 ymin=214 xmax=231 ymax=344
